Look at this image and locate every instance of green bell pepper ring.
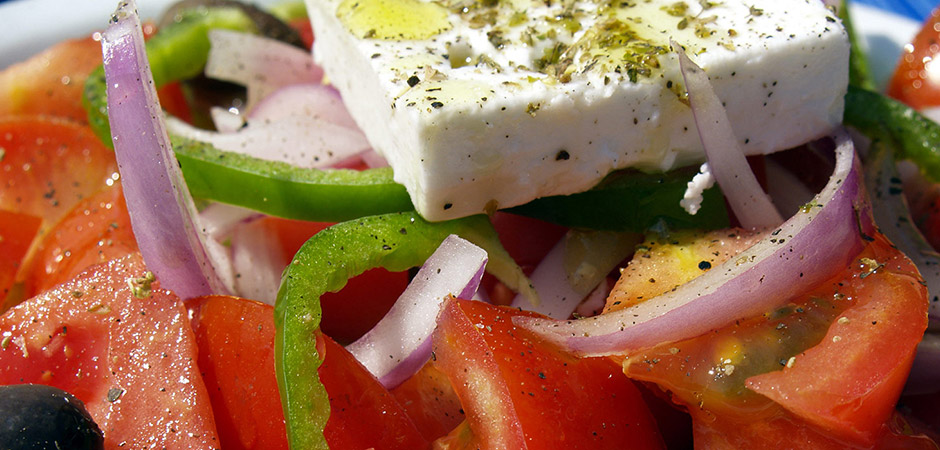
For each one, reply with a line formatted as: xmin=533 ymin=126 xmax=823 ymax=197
xmin=274 ymin=211 xmax=534 ymax=449
xmin=844 ymin=85 xmax=940 ymax=182
xmin=173 ymin=137 xmax=414 ymax=221
xmin=839 ymin=0 xmax=876 ymax=92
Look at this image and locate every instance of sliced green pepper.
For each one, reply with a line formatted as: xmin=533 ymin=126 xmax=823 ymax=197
xmin=274 ymin=211 xmax=532 ymax=449
xmin=839 ymin=0 xmax=876 ymax=91
xmin=507 ymin=166 xmax=729 ymax=231
xmin=844 ymin=85 xmax=940 ymax=182
xmin=173 ymin=137 xmax=414 ymax=221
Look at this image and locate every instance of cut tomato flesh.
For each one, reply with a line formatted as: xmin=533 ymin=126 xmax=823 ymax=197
xmin=0 ymin=253 xmax=220 ymax=450
xmin=432 ymin=299 xmax=665 ymax=449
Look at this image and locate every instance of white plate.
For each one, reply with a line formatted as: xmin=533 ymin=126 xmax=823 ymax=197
xmin=0 ymin=1 xmax=923 ymax=80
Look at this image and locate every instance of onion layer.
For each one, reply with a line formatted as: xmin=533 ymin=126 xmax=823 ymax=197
xmin=205 ymin=29 xmax=323 ymax=110
xmin=514 ymin=132 xmax=873 ymax=355
xmin=677 ymin=43 xmax=783 ymax=229
xmin=346 ymin=235 xmax=487 ymax=388
xmin=103 ymin=0 xmax=229 ymax=299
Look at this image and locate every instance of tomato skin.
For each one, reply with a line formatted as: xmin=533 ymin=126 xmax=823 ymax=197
xmin=0 ymin=253 xmax=220 ymax=450
xmin=17 ymin=182 xmax=137 ymax=302
xmin=0 ymin=210 xmax=41 ymax=306
xmin=186 ymin=295 xmax=288 ymax=450
xmin=888 ymin=7 xmax=940 ymax=109
xmin=432 ymin=299 xmax=665 ymax=450
xmin=0 ymin=117 xmax=117 ymax=228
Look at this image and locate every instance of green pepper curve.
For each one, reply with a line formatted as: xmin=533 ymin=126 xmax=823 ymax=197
xmin=844 ymin=86 xmax=940 ymax=183
xmin=274 ymin=211 xmax=531 ymax=449
xmin=839 ymin=0 xmax=876 ymax=92
xmin=173 ymin=137 xmax=415 ymax=222
xmin=840 ymin=0 xmax=940 ymax=182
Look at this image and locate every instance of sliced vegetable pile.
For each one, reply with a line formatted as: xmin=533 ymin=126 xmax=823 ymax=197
xmin=1 ymin=0 xmax=940 ymax=449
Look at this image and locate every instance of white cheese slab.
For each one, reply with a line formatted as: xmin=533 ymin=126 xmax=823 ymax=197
xmin=305 ymin=0 xmax=849 ymax=221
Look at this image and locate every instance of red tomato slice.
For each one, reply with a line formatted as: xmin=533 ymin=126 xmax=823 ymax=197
xmin=319 ymin=331 xmax=429 ymax=449
xmin=0 ymin=117 xmax=117 ymax=228
xmin=888 ymin=7 xmax=940 ymax=109
xmin=432 ymin=299 xmax=665 ymax=450
xmin=187 ymin=295 xmax=288 ymax=450
xmin=17 ymin=182 xmax=136 ymax=301
xmin=620 ymin=232 xmax=930 ymax=448
xmin=390 ymin=362 xmax=465 ymax=442
xmin=0 ymin=210 xmax=41 ymax=307
xmin=0 ymin=253 xmax=220 ymax=449
xmin=0 ymin=36 xmax=103 ymax=123
xmin=746 ymin=234 xmax=927 ymax=444
xmin=187 ymin=294 xmax=428 ymax=450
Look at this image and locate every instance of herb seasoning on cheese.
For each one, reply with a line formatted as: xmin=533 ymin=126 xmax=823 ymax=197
xmin=307 ymin=0 xmax=848 ymax=220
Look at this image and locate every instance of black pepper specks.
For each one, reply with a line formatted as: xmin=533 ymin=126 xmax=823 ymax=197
xmin=407 ymin=75 xmax=420 ymax=87
xmin=555 ymin=150 xmax=570 ymax=161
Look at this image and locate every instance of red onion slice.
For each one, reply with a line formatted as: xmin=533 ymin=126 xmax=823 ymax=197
xmin=166 ymin=114 xmax=371 ymax=169
xmin=230 ymin=219 xmax=286 ymax=305
xmin=515 ymin=132 xmax=873 ymax=356
xmin=864 ymin=138 xmax=940 ymax=328
xmin=205 ymin=29 xmax=323 ymax=110
xmin=509 ymin=231 xmax=636 ymax=319
xmin=103 ymin=0 xmax=229 ymax=299
xmin=346 ymin=235 xmax=487 ymax=388
xmin=676 ymin=42 xmax=783 ymax=229
xmin=248 ymin=83 xmax=359 ymax=130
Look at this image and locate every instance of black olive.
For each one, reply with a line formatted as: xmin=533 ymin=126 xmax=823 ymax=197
xmin=157 ymin=0 xmax=306 ymax=49
xmin=0 ymin=384 xmax=104 ymax=450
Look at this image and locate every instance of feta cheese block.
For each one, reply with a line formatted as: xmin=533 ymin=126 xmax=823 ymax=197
xmin=305 ymin=0 xmax=849 ymax=221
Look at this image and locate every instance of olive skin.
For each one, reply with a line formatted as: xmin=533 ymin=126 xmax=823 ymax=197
xmin=0 ymin=384 xmax=104 ymax=450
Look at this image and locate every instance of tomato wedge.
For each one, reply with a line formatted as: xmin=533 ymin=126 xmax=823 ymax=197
xmin=618 ymin=232 xmax=931 ymax=448
xmin=187 ymin=295 xmax=288 ymax=450
xmin=187 ymin=293 xmax=429 ymax=450
xmin=0 ymin=36 xmax=103 ymax=123
xmin=390 ymin=362 xmax=465 ymax=442
xmin=319 ymin=331 xmax=430 ymax=449
xmin=888 ymin=6 xmax=940 ymax=109
xmin=432 ymin=299 xmax=665 ymax=449
xmin=0 ymin=253 xmax=220 ymax=449
xmin=0 ymin=117 xmax=117 ymax=228
xmin=17 ymin=182 xmax=136 ymax=302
